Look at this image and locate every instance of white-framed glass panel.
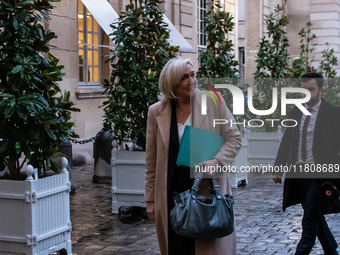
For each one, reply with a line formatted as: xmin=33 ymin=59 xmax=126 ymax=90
xmin=78 ymin=0 xmax=101 ymax=85
xmin=197 ymin=0 xmax=209 ymax=67
xmin=197 ymin=0 xmax=208 ymax=50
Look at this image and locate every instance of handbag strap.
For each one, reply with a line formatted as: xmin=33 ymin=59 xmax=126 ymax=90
xmin=192 ymin=172 xmax=222 ymax=196
xmin=211 ymin=178 xmax=222 ymax=194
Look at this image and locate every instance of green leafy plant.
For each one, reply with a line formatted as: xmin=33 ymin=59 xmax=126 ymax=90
xmin=197 ymin=2 xmax=238 ymax=79
xmin=103 ymin=0 xmax=179 ymax=150
xmin=319 ymin=44 xmax=340 ymax=106
xmin=288 ymin=57 xmax=306 ymax=79
xmin=288 ymin=22 xmax=339 ymax=105
xmin=253 ymin=1 xmax=289 ymax=131
xmin=298 ymin=21 xmax=317 ymax=73
xmin=319 ymin=43 xmax=338 ymax=79
xmin=196 ymin=2 xmax=248 ymax=122
xmin=0 ymin=0 xmax=79 ymax=179
xmin=289 ymin=21 xmax=317 ymax=78
xmin=254 ymin=1 xmax=289 ymax=79
xmin=253 ymin=4 xmax=340 ymax=131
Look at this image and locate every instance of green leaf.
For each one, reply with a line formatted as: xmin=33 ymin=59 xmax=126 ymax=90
xmin=4 ymin=104 xmax=15 ymax=118
xmin=46 ymin=129 xmax=57 ymax=140
xmin=1 ymin=93 xmax=15 ymax=99
xmin=11 ymin=65 xmax=23 ymax=74
xmin=13 ymin=17 xmax=18 ymax=30
xmin=0 ymin=143 xmax=8 ymax=154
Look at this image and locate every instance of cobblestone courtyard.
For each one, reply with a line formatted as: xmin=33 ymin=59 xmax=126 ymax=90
xmin=70 ymin=164 xmax=340 ymax=254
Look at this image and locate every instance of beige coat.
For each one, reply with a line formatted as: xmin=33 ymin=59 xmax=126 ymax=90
xmin=145 ymin=89 xmax=242 ymax=255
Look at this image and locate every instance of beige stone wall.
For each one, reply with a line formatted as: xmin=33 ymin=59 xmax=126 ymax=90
xmin=287 ymin=0 xmax=310 ymax=57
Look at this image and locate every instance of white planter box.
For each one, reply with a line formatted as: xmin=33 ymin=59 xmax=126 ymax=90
xmin=247 ymin=130 xmax=283 ymax=166
xmin=111 ymin=150 xmax=146 ymax=214
xmin=0 ymin=169 xmax=72 ymax=255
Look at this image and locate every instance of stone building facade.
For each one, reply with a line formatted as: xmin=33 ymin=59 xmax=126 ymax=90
xmin=48 ymin=0 xmax=339 ymax=152
xmin=240 ymin=0 xmax=340 ymax=79
xmin=49 ymin=0 xmax=237 ymax=141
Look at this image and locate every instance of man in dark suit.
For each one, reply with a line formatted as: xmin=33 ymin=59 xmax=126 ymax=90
xmin=273 ymin=72 xmax=340 ymax=255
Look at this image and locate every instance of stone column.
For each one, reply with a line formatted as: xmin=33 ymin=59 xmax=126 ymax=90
xmin=245 ymin=0 xmax=262 ymax=79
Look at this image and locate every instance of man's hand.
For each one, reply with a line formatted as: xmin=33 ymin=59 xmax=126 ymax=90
xmin=273 ymin=174 xmax=282 ymax=183
xmin=146 ymin=201 xmax=155 ymax=221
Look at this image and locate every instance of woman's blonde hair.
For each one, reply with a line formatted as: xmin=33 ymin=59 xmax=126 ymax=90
xmin=158 ymin=57 xmax=193 ymax=101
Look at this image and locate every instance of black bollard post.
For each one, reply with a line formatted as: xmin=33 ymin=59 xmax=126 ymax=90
xmin=93 ymin=123 xmax=116 ymax=183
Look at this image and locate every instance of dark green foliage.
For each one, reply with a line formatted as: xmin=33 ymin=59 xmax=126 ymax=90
xmin=196 ymin=2 xmax=245 ymax=122
xmin=288 ymin=57 xmax=306 ymax=79
xmin=102 ymin=0 xmax=179 ymax=150
xmin=253 ymin=1 xmax=289 ymax=131
xmin=254 ymin=1 xmax=290 ymax=79
xmin=289 ymin=21 xmax=317 ymax=78
xmin=288 ymin=22 xmax=339 ymax=106
xmin=288 ymin=22 xmax=338 ymax=79
xmin=197 ymin=2 xmax=238 ymax=78
xmin=0 ymin=0 xmax=79 ymax=178
xmin=319 ymin=44 xmax=338 ymax=79
xmin=319 ymin=45 xmax=340 ymax=106
xmin=254 ymin=11 xmax=340 ymax=131
xmin=298 ymin=21 xmax=316 ymax=73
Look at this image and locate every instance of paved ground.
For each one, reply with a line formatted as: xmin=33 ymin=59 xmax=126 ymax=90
xmin=70 ymin=163 xmax=340 ymax=255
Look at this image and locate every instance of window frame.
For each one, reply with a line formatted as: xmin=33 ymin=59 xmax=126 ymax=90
xmin=78 ymin=0 xmax=102 ymax=86
xmin=197 ymin=0 xmax=209 ymax=51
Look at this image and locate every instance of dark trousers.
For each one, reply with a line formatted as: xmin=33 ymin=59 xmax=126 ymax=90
xmin=295 ymin=180 xmax=338 ymax=255
xmin=168 ymin=166 xmax=195 ymax=255
xmin=0 ymin=158 xmax=5 ymax=171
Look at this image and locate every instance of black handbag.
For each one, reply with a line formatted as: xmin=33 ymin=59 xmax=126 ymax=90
xmin=170 ymin=176 xmax=234 ymax=239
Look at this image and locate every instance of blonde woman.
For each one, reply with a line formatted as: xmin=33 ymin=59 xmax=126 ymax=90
xmin=145 ymin=57 xmax=241 ymax=255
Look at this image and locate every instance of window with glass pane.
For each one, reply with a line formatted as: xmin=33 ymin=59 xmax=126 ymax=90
xmin=78 ymin=0 xmax=101 ymax=84
xmin=197 ymin=0 xmax=208 ymax=49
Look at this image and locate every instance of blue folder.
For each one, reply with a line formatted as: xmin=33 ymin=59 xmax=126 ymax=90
xmin=176 ymin=125 xmax=224 ymax=167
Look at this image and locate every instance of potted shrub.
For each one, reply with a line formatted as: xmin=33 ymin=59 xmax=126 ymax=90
xmin=0 ymin=0 xmax=78 ymax=253
xmin=102 ymin=0 xmax=178 ymax=213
